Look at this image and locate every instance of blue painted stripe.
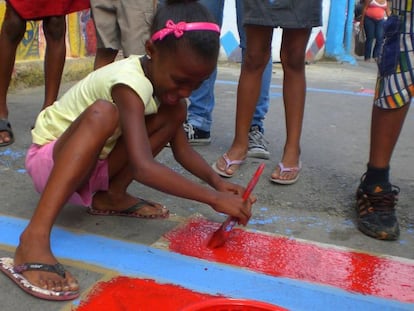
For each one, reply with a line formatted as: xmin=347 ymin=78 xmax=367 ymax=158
xmin=216 ymin=79 xmax=374 ymax=97
xmin=0 ymin=215 xmax=412 ymax=311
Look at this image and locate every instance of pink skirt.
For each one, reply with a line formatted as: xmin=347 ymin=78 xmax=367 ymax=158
xmin=25 ymin=141 xmax=109 ymax=207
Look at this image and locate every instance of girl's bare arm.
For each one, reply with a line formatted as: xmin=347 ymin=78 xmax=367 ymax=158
xmin=111 ymin=85 xmax=251 ymax=223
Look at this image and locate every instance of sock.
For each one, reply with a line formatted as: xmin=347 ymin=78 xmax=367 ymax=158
xmin=361 ymin=164 xmax=390 ymax=191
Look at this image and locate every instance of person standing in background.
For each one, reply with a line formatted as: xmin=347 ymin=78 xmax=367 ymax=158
xmin=213 ymin=0 xmax=322 ymax=184
xmin=360 ymin=0 xmax=390 ymax=61
xmin=91 ymin=0 xmax=156 ymax=69
xmin=0 ymin=0 xmax=90 ymax=147
xmin=356 ymin=0 xmax=412 ymax=241
xmin=175 ymin=0 xmax=273 ymax=160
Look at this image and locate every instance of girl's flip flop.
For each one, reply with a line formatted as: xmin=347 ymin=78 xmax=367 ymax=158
xmin=0 ymin=257 xmax=79 ymax=301
xmin=270 ymin=161 xmax=302 ymax=185
xmin=88 ymin=197 xmax=169 ymax=219
xmin=212 ymin=153 xmax=245 ymax=178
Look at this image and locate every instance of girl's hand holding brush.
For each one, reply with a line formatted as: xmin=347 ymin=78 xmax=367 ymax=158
xmin=210 ymin=191 xmax=255 ymax=226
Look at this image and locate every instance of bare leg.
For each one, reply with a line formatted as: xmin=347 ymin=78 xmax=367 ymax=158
xmin=91 ymin=102 xmax=184 ymax=214
xmin=93 ymin=48 xmax=118 ymax=70
xmin=215 ymin=25 xmax=273 ymax=175
xmin=271 ymin=28 xmax=311 ymax=181
xmin=42 ymin=16 xmax=66 ymax=110
xmin=0 ymin=4 xmax=25 ymax=143
xmin=368 ymin=104 xmax=410 ymax=168
xmin=14 ymin=100 xmax=119 ymax=292
xmin=355 ymin=104 xmax=409 ymax=240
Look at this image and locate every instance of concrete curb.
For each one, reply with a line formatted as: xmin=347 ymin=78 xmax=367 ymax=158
xmin=10 ymin=57 xmax=95 ymax=92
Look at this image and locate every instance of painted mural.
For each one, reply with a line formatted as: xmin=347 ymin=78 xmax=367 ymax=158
xmin=0 ymin=1 xmax=96 ymax=61
xmin=0 ymin=0 xmax=353 ymax=64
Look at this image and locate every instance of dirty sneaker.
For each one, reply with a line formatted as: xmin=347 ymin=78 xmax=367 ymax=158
xmin=355 ymin=179 xmax=400 ymax=240
xmin=183 ymin=123 xmax=211 ymax=145
xmin=247 ymin=125 xmax=270 ymax=159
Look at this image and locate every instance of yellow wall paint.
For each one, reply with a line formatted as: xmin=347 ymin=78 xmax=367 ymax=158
xmin=0 ymin=1 xmax=94 ymax=62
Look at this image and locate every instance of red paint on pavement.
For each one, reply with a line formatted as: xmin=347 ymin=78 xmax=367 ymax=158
xmin=359 ymin=88 xmax=375 ymax=94
xmin=76 ymin=277 xmax=217 ymax=311
xmin=76 ymin=277 xmax=286 ymax=311
xmin=165 ymin=217 xmax=414 ymax=303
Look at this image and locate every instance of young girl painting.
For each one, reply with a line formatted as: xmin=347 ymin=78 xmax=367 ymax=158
xmin=0 ymin=0 xmax=254 ymax=301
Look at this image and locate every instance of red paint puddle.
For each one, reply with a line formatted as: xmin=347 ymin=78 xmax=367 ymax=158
xmin=76 ymin=277 xmax=217 ymax=311
xmin=165 ymin=217 xmax=414 ymax=303
xmin=76 ymin=277 xmax=286 ymax=311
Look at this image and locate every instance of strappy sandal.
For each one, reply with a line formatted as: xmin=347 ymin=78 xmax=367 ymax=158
xmin=270 ymin=161 xmax=302 ymax=185
xmin=0 ymin=119 xmax=14 ymax=147
xmin=0 ymin=257 xmax=79 ymax=301
xmin=212 ymin=153 xmax=245 ymax=178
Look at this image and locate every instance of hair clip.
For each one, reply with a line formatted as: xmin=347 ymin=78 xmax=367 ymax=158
xmin=151 ymin=19 xmax=220 ymax=41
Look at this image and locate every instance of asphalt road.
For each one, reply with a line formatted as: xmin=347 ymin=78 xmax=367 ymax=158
xmin=0 ymin=59 xmax=413 ymax=310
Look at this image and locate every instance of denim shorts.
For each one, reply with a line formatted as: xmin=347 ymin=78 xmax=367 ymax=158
xmin=25 ymin=141 xmax=109 ymax=207
xmin=243 ymin=0 xmax=322 ymax=28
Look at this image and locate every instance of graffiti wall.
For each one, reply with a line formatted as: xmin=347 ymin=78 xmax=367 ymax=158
xmin=0 ymin=1 xmax=96 ymax=61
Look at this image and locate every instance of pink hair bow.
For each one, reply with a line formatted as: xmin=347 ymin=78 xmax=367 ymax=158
xmin=151 ymin=19 xmax=220 ymax=41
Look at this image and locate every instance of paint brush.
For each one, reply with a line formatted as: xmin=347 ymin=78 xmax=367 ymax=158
xmin=207 ymin=163 xmax=265 ymax=249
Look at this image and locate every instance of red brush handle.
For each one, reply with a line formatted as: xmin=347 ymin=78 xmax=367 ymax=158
xmin=242 ymin=163 xmax=265 ymax=200
xmin=222 ymin=163 xmax=265 ymax=231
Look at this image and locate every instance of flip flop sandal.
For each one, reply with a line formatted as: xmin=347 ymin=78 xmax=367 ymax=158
xmin=0 ymin=257 xmax=79 ymax=301
xmin=0 ymin=119 xmax=14 ymax=147
xmin=270 ymin=161 xmax=302 ymax=185
xmin=212 ymin=153 xmax=245 ymax=178
xmin=88 ymin=197 xmax=169 ymax=219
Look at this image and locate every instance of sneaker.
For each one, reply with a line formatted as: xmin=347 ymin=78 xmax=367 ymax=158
xmin=355 ymin=178 xmax=400 ymax=240
xmin=247 ymin=125 xmax=270 ymax=159
xmin=183 ymin=122 xmax=211 ymax=145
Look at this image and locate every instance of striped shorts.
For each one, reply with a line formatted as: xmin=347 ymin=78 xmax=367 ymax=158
xmin=374 ymin=0 xmax=414 ymax=109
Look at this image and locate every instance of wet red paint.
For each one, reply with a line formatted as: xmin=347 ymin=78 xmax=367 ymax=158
xmin=182 ymin=298 xmax=287 ymax=311
xmin=359 ymin=88 xmax=375 ymax=94
xmin=165 ymin=217 xmax=414 ymax=303
xmin=76 ymin=277 xmax=286 ymax=311
xmin=76 ymin=277 xmax=218 ymax=311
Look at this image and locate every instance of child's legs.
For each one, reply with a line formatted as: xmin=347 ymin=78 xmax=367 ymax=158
xmin=234 ymin=25 xmax=273 ymax=150
xmin=252 ymin=56 xmax=272 ymax=130
xmin=279 ymin=28 xmax=311 ymax=163
xmin=15 ymin=100 xmax=119 ymax=290
xmin=237 ymin=1 xmax=271 ymax=130
xmin=0 ymin=4 xmax=26 ymax=118
xmin=21 ymin=102 xmax=117 ymax=242
xmin=42 ymin=16 xmax=66 ymax=109
xmin=369 ymin=104 xmax=410 ymax=169
xmin=91 ymin=101 xmax=185 ymax=210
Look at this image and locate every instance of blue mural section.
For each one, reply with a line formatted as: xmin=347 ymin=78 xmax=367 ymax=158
xmin=325 ymin=0 xmax=357 ymax=64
